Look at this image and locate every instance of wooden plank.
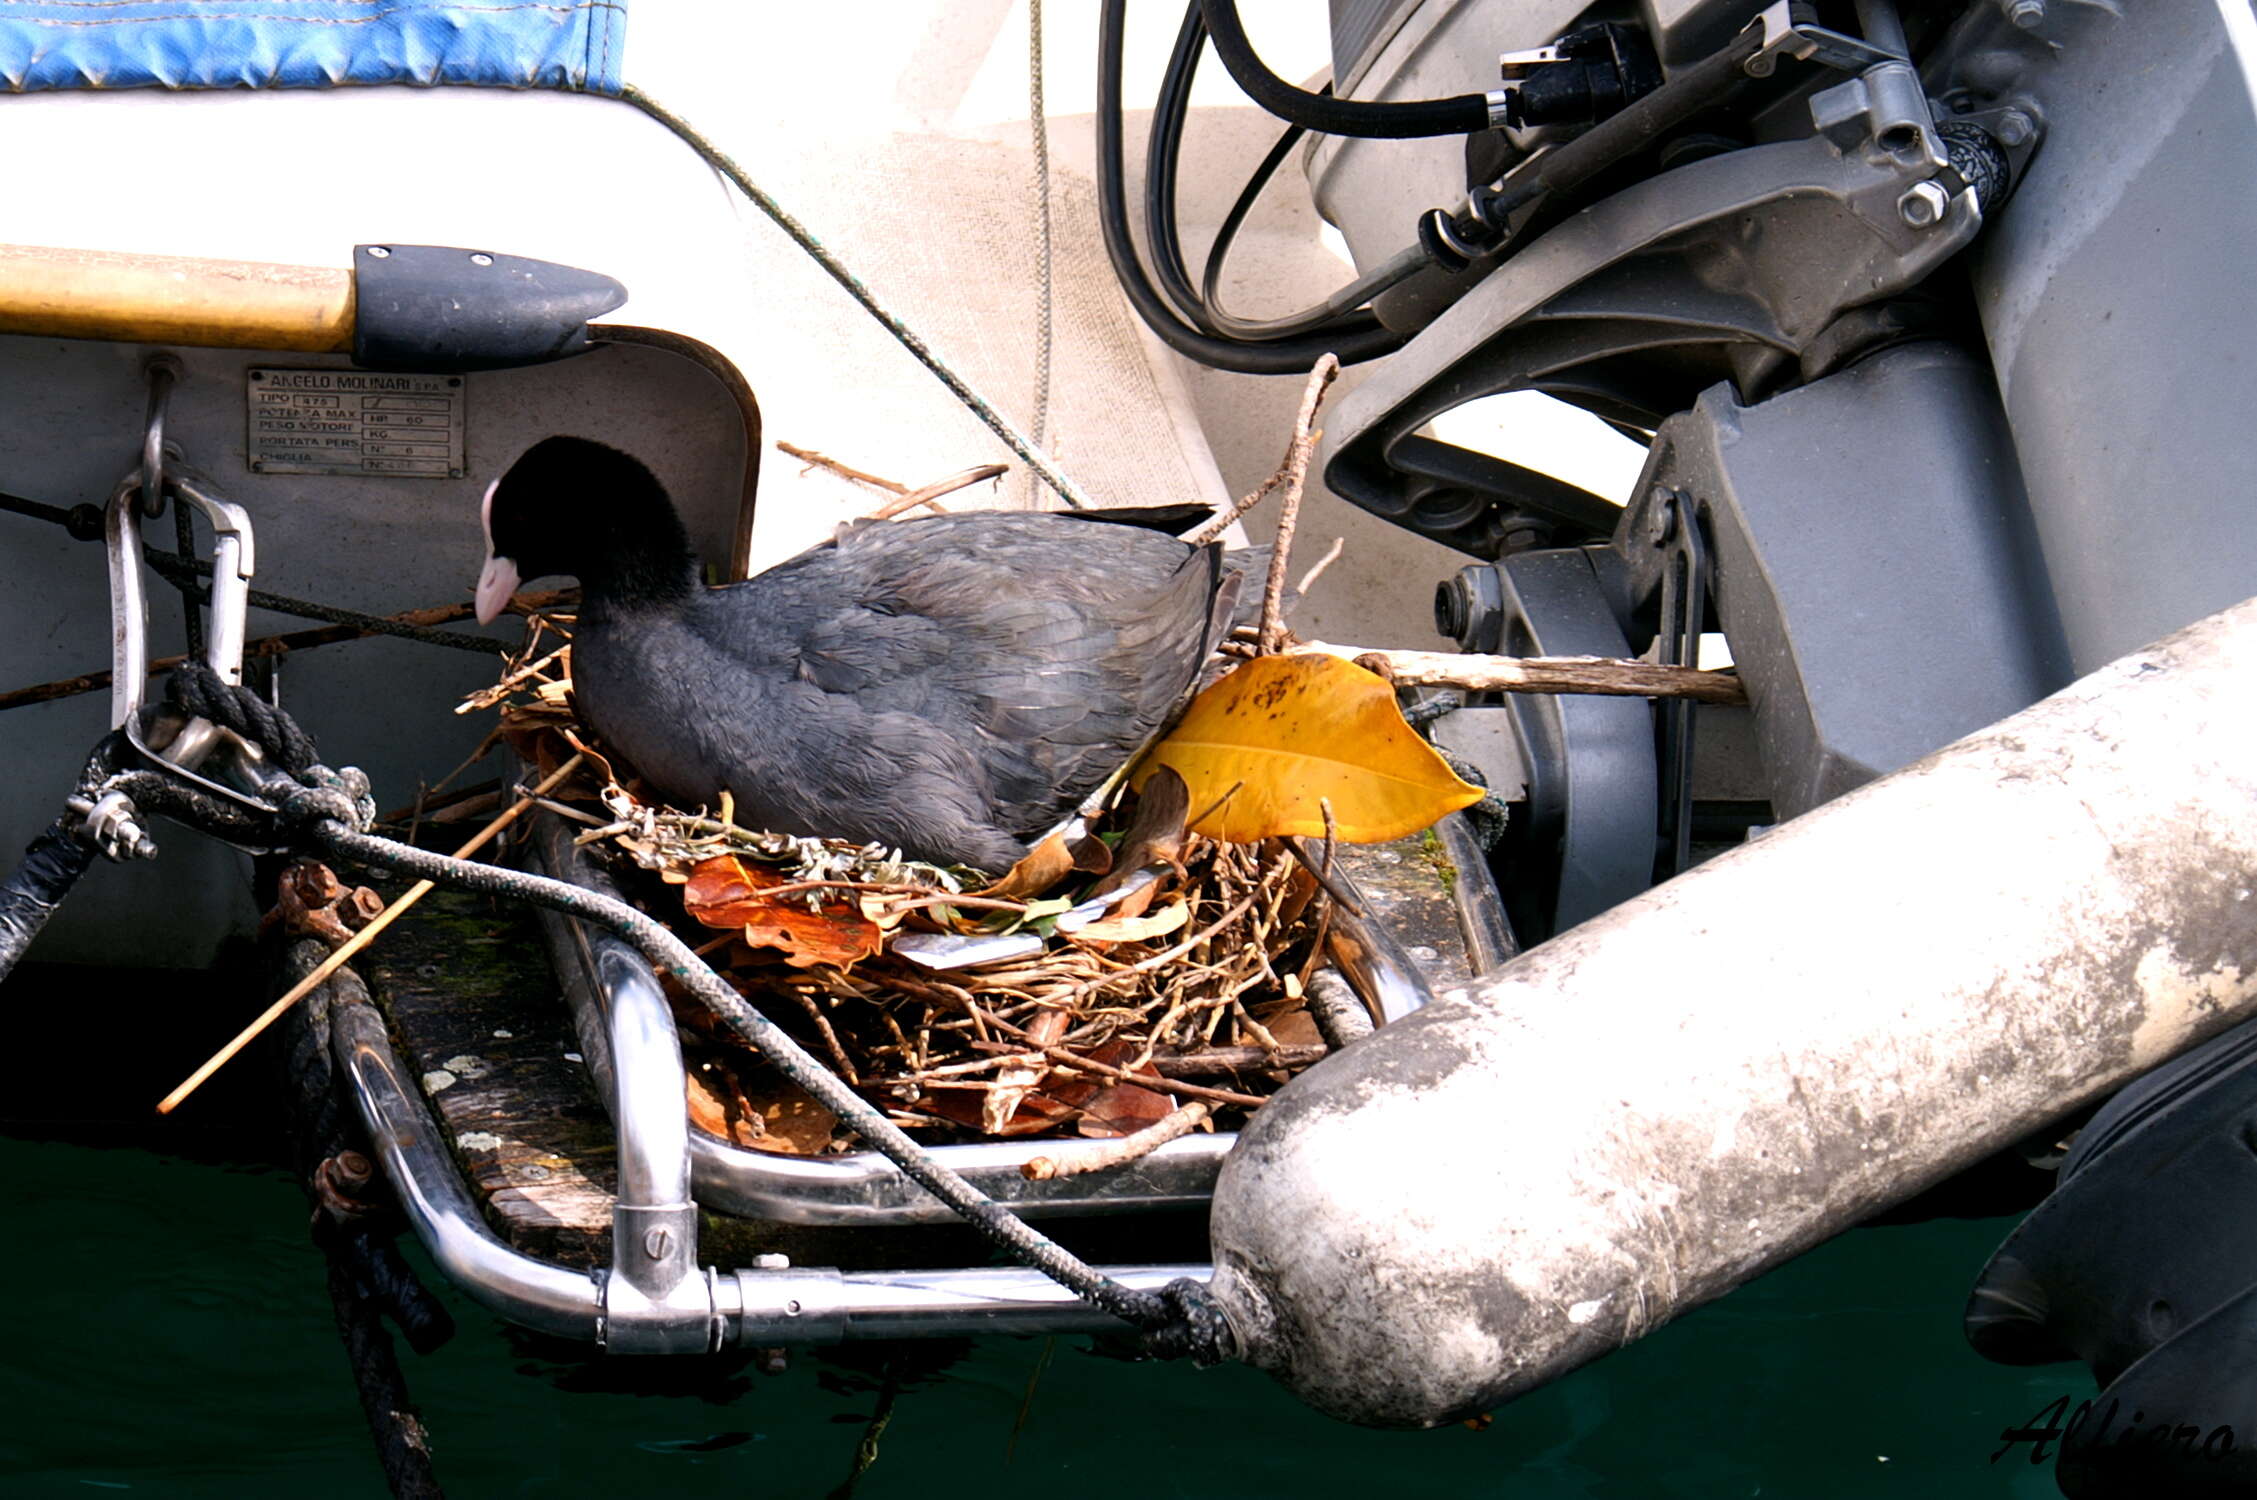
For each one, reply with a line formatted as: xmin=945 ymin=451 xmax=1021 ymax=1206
xmin=362 ymin=886 xmax=616 ymax=1267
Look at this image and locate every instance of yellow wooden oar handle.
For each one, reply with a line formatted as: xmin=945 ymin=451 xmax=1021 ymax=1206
xmin=0 ymin=242 xmax=354 ymax=352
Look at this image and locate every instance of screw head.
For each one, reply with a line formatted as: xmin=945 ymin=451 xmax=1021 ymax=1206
xmin=1994 ymin=109 xmax=2034 ymax=147
xmin=2008 ymin=0 xmax=2044 ymax=27
xmin=366 ymin=245 xmax=391 ymax=259
xmin=642 ymin=1226 xmax=675 ymax=1261
xmin=469 ymin=252 xmax=494 ymax=267
xmin=1645 ymin=495 xmax=1678 ymax=546
xmin=1898 ymin=180 xmax=1951 ymax=228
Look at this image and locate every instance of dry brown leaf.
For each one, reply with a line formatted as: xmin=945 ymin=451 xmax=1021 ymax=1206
xmin=1092 ymin=765 xmax=1191 ymax=918
xmin=984 ymin=1010 xmax=1071 ymax=1134
xmin=1266 ymin=1007 xmax=1325 ymax=1049
xmin=751 ymin=1082 xmax=840 ymax=1156
xmin=686 ymin=1067 xmax=764 ymax=1147
xmin=1069 ymin=833 xmax=1114 ymax=875
xmin=920 ymin=1084 xmax=1080 ymax=1137
xmin=1077 ymin=1076 xmax=1176 ymax=1139
xmin=1133 ymin=653 xmax=1482 ymax=843
xmin=976 ymin=829 xmax=1078 ymax=899
xmin=682 ymin=855 xmax=883 ymax=969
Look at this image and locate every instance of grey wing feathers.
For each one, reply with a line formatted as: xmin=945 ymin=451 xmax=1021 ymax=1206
xmin=778 ymin=513 xmax=1221 ymax=835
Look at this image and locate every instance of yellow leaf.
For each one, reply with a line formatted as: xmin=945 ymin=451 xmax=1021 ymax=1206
xmin=1132 ymin=653 xmax=1482 ymax=843
xmin=1067 ymin=899 xmax=1191 ymax=946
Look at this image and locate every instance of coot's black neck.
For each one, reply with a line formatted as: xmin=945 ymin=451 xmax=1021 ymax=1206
xmin=573 ymin=511 xmax=701 ymax=620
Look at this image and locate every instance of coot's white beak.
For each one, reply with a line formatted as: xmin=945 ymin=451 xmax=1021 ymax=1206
xmin=473 ymin=476 xmax=516 ymax=625
xmin=475 ymin=554 xmax=520 ymax=625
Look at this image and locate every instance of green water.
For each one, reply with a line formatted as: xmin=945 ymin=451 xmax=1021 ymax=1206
xmin=0 ymin=1137 xmax=2081 ymax=1499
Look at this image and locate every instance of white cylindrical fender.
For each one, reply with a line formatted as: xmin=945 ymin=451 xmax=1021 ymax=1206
xmin=1206 ymin=595 xmax=2257 ymax=1428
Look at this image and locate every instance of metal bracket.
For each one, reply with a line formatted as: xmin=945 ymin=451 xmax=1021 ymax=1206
xmin=1649 ymin=490 xmax=1711 ymax=880
xmin=1747 ymin=0 xmax=1904 ymax=77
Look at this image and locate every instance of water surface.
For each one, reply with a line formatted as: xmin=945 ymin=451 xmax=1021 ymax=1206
xmin=0 ymin=1136 xmax=2080 ymax=1498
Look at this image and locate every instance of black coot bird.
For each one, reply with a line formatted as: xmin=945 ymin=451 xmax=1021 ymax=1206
xmin=474 ymin=436 xmax=1243 ymax=871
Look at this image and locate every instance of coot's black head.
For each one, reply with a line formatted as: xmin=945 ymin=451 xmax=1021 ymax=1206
xmin=475 ymin=436 xmax=697 ymax=624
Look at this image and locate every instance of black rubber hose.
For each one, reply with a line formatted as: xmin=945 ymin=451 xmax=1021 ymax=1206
xmin=1097 ymin=0 xmax=1403 ymax=373
xmin=0 ymin=819 xmax=95 ymax=983
xmin=1150 ymin=7 xmax=1430 ymax=343
xmin=310 ymin=820 xmax=1230 ymax=1359
xmin=0 ymin=736 xmax=130 ymax=984
xmin=1198 ymin=0 xmax=1491 ymax=139
xmin=1145 ymin=3 xmax=1214 ymax=327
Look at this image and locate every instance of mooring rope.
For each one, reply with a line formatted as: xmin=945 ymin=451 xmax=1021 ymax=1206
xmin=615 ymin=84 xmax=1093 ymax=511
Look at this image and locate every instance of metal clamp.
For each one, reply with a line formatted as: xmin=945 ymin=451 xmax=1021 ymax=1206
xmin=98 ymin=363 xmax=273 ymax=827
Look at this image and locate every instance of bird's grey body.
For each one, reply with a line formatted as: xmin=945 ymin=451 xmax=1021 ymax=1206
xmin=564 ymin=509 xmax=1230 ymax=871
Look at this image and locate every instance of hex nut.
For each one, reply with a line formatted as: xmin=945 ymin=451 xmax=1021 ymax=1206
xmin=1898 ymin=180 xmax=1951 ymax=229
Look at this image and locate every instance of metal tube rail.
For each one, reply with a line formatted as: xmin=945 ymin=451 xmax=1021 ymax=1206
xmin=729 ymin=1264 xmax=1208 ymax=1344
xmin=589 ymin=941 xmax=700 ymax=1308
xmin=332 ymin=996 xmax=605 ymax=1342
xmin=330 ymin=975 xmax=1207 ymax=1348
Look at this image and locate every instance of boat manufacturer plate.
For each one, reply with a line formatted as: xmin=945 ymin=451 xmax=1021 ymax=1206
xmin=246 ymin=368 xmax=465 ymax=478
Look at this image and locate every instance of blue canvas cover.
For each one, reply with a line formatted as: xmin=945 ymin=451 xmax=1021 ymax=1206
xmin=0 ymin=1 xmax=626 ymax=94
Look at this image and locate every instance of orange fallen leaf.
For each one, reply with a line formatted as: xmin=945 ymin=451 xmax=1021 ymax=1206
xmin=1132 ymin=653 xmax=1481 ymax=843
xmin=687 ymin=1066 xmax=764 ymax=1147
xmin=681 ymin=855 xmax=883 ymax=969
xmin=750 ymin=1082 xmax=839 ymax=1156
xmin=976 ymin=829 xmax=1078 ymax=900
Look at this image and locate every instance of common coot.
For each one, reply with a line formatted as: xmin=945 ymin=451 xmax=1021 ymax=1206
xmin=474 ymin=436 xmax=1247 ymax=871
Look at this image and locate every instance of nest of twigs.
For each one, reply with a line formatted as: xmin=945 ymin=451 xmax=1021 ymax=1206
xmin=454 ymin=612 xmax=1341 ymax=1157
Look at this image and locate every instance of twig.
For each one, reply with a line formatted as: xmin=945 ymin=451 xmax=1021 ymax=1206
xmin=1279 ymin=837 xmax=1364 ymax=917
xmin=1292 ymin=642 xmax=1748 ymax=705
xmin=1294 ymin=535 xmax=1346 ymax=596
xmin=1259 ymin=353 xmax=1340 ymax=651
xmin=453 ymin=643 xmax=569 ymax=714
xmin=1147 ymin=1044 xmax=1326 ymax=1077
xmin=1184 ymin=353 xmax=1340 ymax=549
xmin=863 ymin=464 xmax=1010 ymax=521
xmin=155 ymin=754 xmax=587 ymax=1115
xmin=966 ymin=1004 xmax=1267 ymax=1108
xmin=1021 ymin=1101 xmax=1212 ymax=1180
xmin=775 ymin=440 xmax=908 ymax=493
xmin=791 ymin=989 xmax=861 ymax=1086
